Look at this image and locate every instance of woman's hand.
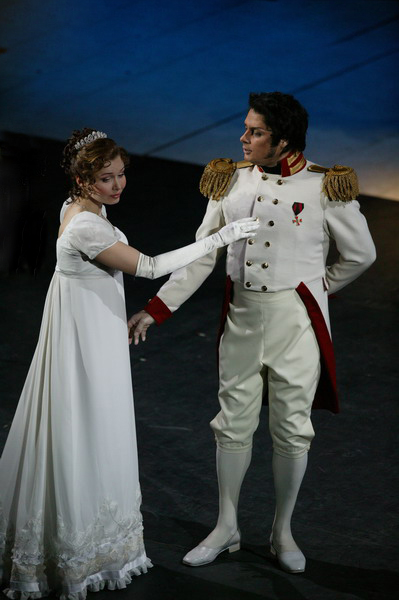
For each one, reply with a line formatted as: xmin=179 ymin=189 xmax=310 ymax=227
xmin=128 ymin=311 xmax=155 ymax=345
xmin=217 ymin=217 xmax=259 ymax=245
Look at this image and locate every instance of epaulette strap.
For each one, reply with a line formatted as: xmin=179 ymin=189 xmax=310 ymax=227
xmin=307 ymin=164 xmax=359 ymax=202
xmin=200 ymin=158 xmax=252 ymax=201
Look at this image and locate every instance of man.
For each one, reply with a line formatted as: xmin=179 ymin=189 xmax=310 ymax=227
xmin=129 ymin=92 xmax=376 ymax=573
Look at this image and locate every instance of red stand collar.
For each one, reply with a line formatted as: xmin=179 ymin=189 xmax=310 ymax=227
xmin=257 ymin=151 xmax=306 ymax=177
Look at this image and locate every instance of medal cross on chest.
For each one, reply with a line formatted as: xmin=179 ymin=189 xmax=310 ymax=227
xmin=292 ymin=202 xmax=304 ymax=226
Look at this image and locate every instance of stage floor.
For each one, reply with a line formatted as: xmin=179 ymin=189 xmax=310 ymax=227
xmin=1 ymin=151 xmax=398 ymax=599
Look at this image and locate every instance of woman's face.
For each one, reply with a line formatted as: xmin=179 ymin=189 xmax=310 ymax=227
xmin=89 ymin=155 xmax=127 ymax=205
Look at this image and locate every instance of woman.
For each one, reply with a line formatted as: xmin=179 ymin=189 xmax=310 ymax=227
xmin=0 ymin=128 xmax=258 ymax=600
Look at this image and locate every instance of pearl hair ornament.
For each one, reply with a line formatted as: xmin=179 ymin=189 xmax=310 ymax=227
xmin=74 ymin=131 xmax=108 ymax=150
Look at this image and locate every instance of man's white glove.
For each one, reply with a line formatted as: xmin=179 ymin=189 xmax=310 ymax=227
xmin=135 ymin=217 xmax=259 ymax=280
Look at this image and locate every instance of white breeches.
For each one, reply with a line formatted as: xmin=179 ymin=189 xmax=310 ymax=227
xmin=210 ymin=284 xmax=321 ymax=458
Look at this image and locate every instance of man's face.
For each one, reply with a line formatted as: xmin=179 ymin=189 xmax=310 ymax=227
xmin=240 ymin=109 xmax=288 ymax=167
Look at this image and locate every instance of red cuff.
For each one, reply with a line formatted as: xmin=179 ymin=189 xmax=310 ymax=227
xmin=144 ymin=296 xmax=173 ymax=325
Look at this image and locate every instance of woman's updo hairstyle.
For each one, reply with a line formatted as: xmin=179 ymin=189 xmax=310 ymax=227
xmin=61 ymin=128 xmax=130 ymax=200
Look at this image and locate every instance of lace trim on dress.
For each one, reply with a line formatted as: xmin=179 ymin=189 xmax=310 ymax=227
xmin=0 ymin=490 xmax=152 ymax=600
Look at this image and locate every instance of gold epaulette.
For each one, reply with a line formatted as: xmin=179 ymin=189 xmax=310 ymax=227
xmin=307 ymin=164 xmax=359 ymax=202
xmin=199 ymin=158 xmax=253 ymax=201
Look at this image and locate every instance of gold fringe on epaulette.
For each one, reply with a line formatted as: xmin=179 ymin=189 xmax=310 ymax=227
xmin=307 ymin=164 xmax=359 ymax=202
xmin=199 ymin=158 xmax=252 ymax=200
xmin=199 ymin=158 xmax=236 ymax=201
xmin=324 ymin=165 xmax=359 ymax=202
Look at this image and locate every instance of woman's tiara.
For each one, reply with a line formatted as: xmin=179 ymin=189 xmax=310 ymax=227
xmin=74 ymin=131 xmax=107 ymax=150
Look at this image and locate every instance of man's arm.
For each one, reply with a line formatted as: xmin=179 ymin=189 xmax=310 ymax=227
xmin=324 ymin=198 xmax=376 ymax=294
xmin=128 ymin=311 xmax=155 ymax=345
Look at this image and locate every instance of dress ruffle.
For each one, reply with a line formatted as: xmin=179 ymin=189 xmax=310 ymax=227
xmin=3 ymin=593 xmax=44 ymax=600
xmin=2 ymin=557 xmax=153 ymax=600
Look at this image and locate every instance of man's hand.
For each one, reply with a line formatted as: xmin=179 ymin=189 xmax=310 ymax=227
xmin=128 ymin=310 xmax=155 ymax=345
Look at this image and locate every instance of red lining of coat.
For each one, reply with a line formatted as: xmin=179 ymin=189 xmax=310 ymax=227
xmin=217 ymin=277 xmax=339 ymax=413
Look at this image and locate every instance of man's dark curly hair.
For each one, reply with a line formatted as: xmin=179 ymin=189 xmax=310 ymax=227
xmin=249 ymin=92 xmax=308 ymax=153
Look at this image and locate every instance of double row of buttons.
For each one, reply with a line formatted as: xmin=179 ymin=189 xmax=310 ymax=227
xmin=244 ymin=184 xmax=282 ymax=290
xmin=257 ymin=196 xmax=278 ymax=228
xmin=245 ymin=194 xmax=278 ymax=290
xmin=246 ymin=260 xmax=268 ymax=268
xmin=245 ymin=256 xmax=269 ymax=290
xmin=257 ymin=195 xmax=279 ymax=205
xmin=245 ymin=238 xmax=271 ymax=290
xmin=245 ymin=282 xmax=268 ymax=291
xmin=261 ymin=174 xmax=284 ymax=184
xmin=248 ymin=239 xmax=271 ymax=246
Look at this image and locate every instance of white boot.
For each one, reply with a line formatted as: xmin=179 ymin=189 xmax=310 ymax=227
xmin=182 ymin=446 xmax=252 ymax=566
xmin=270 ymin=452 xmax=308 ymax=573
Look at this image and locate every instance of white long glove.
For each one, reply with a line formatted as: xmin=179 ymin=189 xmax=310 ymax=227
xmin=135 ymin=217 xmax=259 ymax=280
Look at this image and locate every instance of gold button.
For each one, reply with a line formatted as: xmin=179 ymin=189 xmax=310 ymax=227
xmin=262 ymin=262 xmax=269 ymax=269
xmin=262 ymin=174 xmax=268 ymax=180
xmin=257 ymin=195 xmax=264 ymax=202
xmin=245 ymin=281 xmax=252 ymax=288
xmin=265 ymin=241 xmax=271 ymax=247
xmin=248 ymin=238 xmax=255 ymax=245
xmin=246 ymin=260 xmax=253 ymax=266
xmin=268 ymin=220 xmax=274 ymax=226
xmin=261 ymin=285 xmax=268 ymax=291
xmin=273 ymin=199 xmax=279 ymax=205
xmin=277 ymin=179 xmax=283 ymax=185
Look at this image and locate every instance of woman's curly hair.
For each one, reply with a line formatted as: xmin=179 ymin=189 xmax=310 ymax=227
xmin=61 ymin=128 xmax=130 ymax=200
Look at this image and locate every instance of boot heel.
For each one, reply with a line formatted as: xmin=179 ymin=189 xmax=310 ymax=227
xmin=229 ymin=542 xmax=240 ymax=553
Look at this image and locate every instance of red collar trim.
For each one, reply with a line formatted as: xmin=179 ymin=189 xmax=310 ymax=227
xmin=257 ymin=152 xmax=306 ymax=177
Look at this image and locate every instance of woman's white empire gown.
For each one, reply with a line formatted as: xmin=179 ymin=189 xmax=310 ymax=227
xmin=0 ymin=203 xmax=152 ymax=600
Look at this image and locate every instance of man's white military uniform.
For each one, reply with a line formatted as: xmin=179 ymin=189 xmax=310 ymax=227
xmin=145 ymin=153 xmax=376 ymax=457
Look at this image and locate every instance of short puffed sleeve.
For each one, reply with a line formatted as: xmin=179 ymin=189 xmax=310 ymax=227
xmin=68 ymin=213 xmax=119 ymax=259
